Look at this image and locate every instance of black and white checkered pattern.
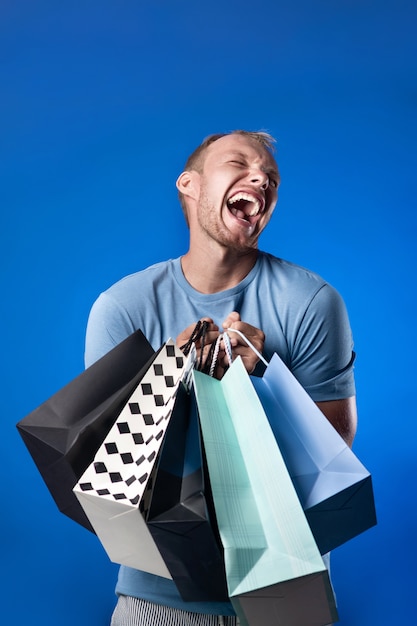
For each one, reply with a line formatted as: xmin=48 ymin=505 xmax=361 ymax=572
xmin=74 ymin=339 xmax=194 ymax=506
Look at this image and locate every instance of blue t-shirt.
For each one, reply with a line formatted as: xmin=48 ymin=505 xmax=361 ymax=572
xmin=84 ymin=251 xmax=355 ymax=614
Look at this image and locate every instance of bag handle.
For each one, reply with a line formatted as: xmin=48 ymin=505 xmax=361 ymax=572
xmin=180 ymin=322 xmax=268 ymax=376
xmin=208 ymin=332 xmax=233 ymax=377
xmin=226 ymin=328 xmax=269 ymax=366
xmin=180 ymin=320 xmax=210 ymax=372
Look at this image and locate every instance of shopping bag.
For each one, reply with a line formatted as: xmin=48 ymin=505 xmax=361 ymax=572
xmin=145 ymin=383 xmax=228 ymax=601
xmin=16 ymin=329 xmax=156 ymax=532
xmin=73 ymin=339 xmax=195 ymax=578
xmin=193 ymin=357 xmax=338 ymax=626
xmin=250 ymin=352 xmax=377 ymax=555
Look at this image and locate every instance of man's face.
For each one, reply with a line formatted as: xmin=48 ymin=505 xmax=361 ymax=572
xmin=193 ymin=134 xmax=280 ymax=252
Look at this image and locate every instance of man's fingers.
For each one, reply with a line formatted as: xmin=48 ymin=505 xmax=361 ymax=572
xmin=177 ymin=318 xmax=219 ymax=348
xmin=222 ymin=311 xmax=240 ymax=329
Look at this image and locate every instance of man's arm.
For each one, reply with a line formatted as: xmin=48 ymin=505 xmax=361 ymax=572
xmin=316 ymin=396 xmax=358 ymax=448
xmin=224 ymin=311 xmax=358 ymax=448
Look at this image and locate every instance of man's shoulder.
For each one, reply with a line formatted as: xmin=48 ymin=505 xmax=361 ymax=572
xmin=258 ymin=251 xmax=327 ymax=289
xmin=104 ymin=258 xmax=179 ymax=296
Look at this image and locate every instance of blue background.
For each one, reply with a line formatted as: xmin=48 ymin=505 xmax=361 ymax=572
xmin=2 ymin=1 xmax=416 ymax=624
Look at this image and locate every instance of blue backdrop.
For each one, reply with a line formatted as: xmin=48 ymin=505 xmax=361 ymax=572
xmin=2 ymin=1 xmax=416 ymax=624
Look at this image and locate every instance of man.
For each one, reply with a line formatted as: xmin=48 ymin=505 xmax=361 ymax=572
xmin=85 ymin=130 xmax=357 ymax=625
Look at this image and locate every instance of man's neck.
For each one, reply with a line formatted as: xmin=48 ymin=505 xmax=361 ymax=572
xmin=181 ymin=245 xmax=259 ymax=294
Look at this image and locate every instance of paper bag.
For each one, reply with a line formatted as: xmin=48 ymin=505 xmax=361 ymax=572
xmin=251 ymin=353 xmax=377 ymax=554
xmin=74 ymin=339 xmax=194 ymax=577
xmin=16 ymin=330 xmax=155 ymax=531
xmin=193 ymin=358 xmax=338 ymax=626
xmin=146 ymin=384 xmax=228 ymax=601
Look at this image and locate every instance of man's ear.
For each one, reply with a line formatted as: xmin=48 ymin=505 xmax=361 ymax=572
xmin=176 ymin=170 xmax=200 ymax=201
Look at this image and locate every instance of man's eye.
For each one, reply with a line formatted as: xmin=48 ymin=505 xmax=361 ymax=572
xmin=229 ymin=160 xmax=246 ymax=166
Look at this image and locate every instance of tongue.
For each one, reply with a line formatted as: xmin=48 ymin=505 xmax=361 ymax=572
xmin=231 ymin=207 xmax=248 ymax=220
xmin=229 ymin=199 xmax=254 ymax=221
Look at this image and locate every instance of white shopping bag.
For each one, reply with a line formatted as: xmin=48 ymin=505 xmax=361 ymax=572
xmin=74 ymin=339 xmax=194 ymax=576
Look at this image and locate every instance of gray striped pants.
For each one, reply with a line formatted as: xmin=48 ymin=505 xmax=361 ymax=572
xmin=110 ymin=555 xmax=334 ymax=625
xmin=110 ymin=596 xmax=239 ymax=626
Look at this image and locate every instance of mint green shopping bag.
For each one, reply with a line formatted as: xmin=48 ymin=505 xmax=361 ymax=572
xmin=193 ymin=357 xmax=338 ymax=626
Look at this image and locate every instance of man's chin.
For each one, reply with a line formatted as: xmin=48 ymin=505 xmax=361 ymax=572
xmin=220 ymin=235 xmax=259 ymax=254
xmin=201 ymin=220 xmax=260 ymax=253
xmin=227 ymin=226 xmax=260 ymax=251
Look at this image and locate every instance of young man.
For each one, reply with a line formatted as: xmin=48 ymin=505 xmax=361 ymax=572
xmin=85 ymin=130 xmax=357 ymax=626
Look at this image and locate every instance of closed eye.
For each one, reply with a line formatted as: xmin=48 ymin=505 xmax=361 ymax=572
xmin=266 ymin=169 xmax=280 ymax=188
xmin=229 ymin=160 xmax=246 ymax=167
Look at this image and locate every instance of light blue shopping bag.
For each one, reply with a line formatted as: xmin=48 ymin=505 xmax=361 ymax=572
xmin=193 ymin=357 xmax=337 ymax=626
xmin=250 ymin=352 xmax=377 ymax=554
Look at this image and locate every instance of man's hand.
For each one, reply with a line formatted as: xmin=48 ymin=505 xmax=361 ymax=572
xmin=177 ymin=313 xmax=265 ymax=379
xmin=176 ymin=317 xmax=220 ymax=370
xmin=221 ymin=311 xmax=265 ymax=375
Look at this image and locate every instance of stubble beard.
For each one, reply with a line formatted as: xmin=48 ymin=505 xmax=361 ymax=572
xmin=197 ymin=187 xmax=259 ymax=254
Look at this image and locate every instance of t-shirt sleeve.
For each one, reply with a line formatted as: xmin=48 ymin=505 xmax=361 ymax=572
xmin=290 ymin=283 xmax=356 ymax=402
xmin=84 ymin=292 xmax=137 ymax=368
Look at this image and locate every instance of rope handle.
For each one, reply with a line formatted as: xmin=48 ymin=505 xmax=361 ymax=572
xmin=179 ymin=320 xmax=203 ymax=355
xmin=180 ymin=321 xmax=268 ymax=376
xmin=180 ymin=320 xmax=209 ymax=371
xmin=208 ymin=332 xmax=234 ymax=377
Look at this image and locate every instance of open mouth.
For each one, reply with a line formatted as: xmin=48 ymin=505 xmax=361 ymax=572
xmin=226 ymin=192 xmax=264 ymax=222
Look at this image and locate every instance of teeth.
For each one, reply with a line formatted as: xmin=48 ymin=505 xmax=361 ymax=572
xmin=228 ymin=192 xmax=261 ymax=216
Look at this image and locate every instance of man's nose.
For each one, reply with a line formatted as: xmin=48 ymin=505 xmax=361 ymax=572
xmin=249 ymin=168 xmax=269 ymax=190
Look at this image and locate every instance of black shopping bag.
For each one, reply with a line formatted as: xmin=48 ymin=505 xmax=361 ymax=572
xmin=145 ymin=384 xmax=228 ymax=602
xmin=16 ymin=330 xmax=156 ymax=532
